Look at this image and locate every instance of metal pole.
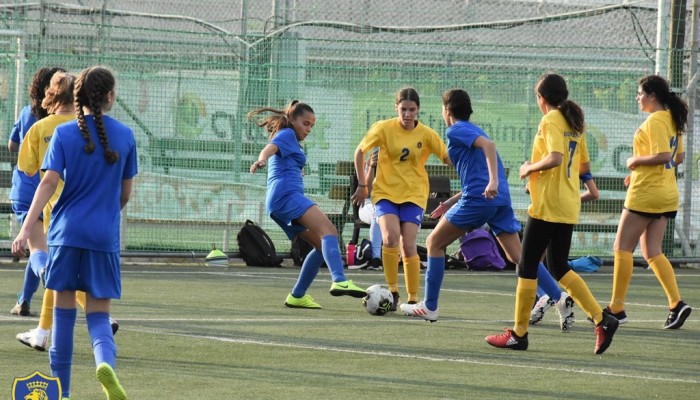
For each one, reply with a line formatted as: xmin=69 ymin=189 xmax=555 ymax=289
xmin=684 ymin=0 xmax=700 ymax=255
xmin=657 ymin=0 xmax=671 ymax=76
xmin=14 ymin=31 xmax=25 ymax=122
xmin=669 ymin=0 xmax=688 ymax=87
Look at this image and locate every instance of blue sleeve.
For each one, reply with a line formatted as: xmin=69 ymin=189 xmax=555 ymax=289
xmin=270 ymin=128 xmax=298 ymax=158
xmin=446 ymin=123 xmax=478 ymax=148
xmin=123 ymin=136 xmax=138 ymax=180
xmin=42 ymin=132 xmax=65 ymax=179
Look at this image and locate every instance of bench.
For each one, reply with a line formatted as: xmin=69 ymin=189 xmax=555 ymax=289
xmin=148 ymin=137 xmax=264 ymax=174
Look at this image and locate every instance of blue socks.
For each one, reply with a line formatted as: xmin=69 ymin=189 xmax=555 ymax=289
xmin=424 ymin=256 xmax=446 ymax=311
xmin=536 ymin=262 xmax=562 ymax=302
xmin=291 ymin=248 xmax=323 ymax=298
xmin=50 ymin=307 xmax=77 ymax=399
xmin=87 ymin=312 xmax=117 ymax=368
xmin=18 ymin=250 xmax=48 ymax=304
xmin=321 ymin=235 xmax=346 ymax=282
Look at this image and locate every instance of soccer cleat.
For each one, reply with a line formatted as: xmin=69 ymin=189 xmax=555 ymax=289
xmin=10 ymin=300 xmax=33 ymax=317
xmin=588 ymin=306 xmax=627 ymax=325
xmin=284 ymin=293 xmax=322 ymax=309
xmin=594 ymin=312 xmax=619 ymax=355
xmin=329 ymin=280 xmax=367 ymax=298
xmin=16 ymin=328 xmax=51 ymax=352
xmin=554 ymin=294 xmax=576 ymax=332
xmin=529 ymin=294 xmax=555 ymax=325
xmin=96 ymin=362 xmax=127 ymax=400
xmin=400 ymin=300 xmax=439 ymax=322
xmin=485 ymin=328 xmax=528 ymax=350
xmin=663 ymin=300 xmax=692 ymax=330
xmin=110 ymin=318 xmax=120 ymax=335
xmin=389 ymin=291 xmax=400 ymax=312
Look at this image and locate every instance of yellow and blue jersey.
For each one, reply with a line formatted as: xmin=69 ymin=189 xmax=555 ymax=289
xmin=625 ymin=110 xmax=683 ymax=213
xmin=527 ymin=109 xmax=588 ymax=224
xmin=358 ymin=118 xmax=447 ymax=210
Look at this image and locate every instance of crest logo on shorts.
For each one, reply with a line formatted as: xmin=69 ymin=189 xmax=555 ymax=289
xmin=12 ymin=371 xmax=61 ymax=400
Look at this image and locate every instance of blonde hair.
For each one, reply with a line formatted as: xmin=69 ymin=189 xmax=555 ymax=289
xmin=41 ymin=72 xmax=75 ymax=114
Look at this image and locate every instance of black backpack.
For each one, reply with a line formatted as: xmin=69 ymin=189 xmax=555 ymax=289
xmin=236 ymin=220 xmax=284 ymax=267
xmin=291 ymin=236 xmax=315 ymax=266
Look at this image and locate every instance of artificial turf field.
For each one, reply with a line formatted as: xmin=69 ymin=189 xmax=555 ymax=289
xmin=1 ymin=261 xmax=698 ymax=399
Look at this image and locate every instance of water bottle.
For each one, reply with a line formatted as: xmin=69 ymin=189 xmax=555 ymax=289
xmin=346 ymin=242 xmax=356 ymax=267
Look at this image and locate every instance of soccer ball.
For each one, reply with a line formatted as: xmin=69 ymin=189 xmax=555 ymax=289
xmin=362 ymin=284 xmax=393 ymax=316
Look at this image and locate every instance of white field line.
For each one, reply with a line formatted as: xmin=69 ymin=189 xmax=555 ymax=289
xmin=109 ymin=325 xmax=700 ymax=385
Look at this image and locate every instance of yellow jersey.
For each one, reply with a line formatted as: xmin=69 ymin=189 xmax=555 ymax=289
xmin=528 ymin=109 xmax=588 ymax=224
xmin=625 ymin=110 xmax=683 ymax=213
xmin=358 ymin=118 xmax=448 ymax=210
xmin=18 ymin=114 xmax=74 ymax=232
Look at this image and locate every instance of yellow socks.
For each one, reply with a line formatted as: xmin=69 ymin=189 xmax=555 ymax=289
xmin=513 ymin=278 xmax=537 ymax=337
xmin=648 ymin=254 xmax=682 ymax=309
xmin=610 ymin=250 xmax=633 ymax=314
xmin=76 ymin=290 xmax=87 ymax=310
xmin=560 ymin=270 xmax=604 ymax=325
xmin=382 ymin=246 xmax=400 ymax=293
xmin=403 ymin=255 xmax=421 ymax=303
xmin=38 ymin=290 xmax=55 ymax=330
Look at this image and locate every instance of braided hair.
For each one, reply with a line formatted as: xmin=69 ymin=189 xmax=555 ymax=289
xmin=74 ymin=66 xmax=119 ymax=163
xmin=246 ymin=100 xmax=314 ymax=140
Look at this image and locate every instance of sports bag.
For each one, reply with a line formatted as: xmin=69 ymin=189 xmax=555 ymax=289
xmin=568 ymin=255 xmax=602 ymax=273
xmin=354 ymin=238 xmax=372 ymax=266
xmin=237 ymin=220 xmax=284 ymax=267
xmin=460 ymin=228 xmax=506 ymax=271
xmin=291 ymin=236 xmax=315 ymax=266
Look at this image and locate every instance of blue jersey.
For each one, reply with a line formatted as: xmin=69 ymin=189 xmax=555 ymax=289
xmin=8 ymin=105 xmax=40 ymax=201
xmin=266 ymin=128 xmax=306 ymax=213
xmin=43 ymin=115 xmax=138 ymax=252
xmin=446 ymin=120 xmax=511 ymax=206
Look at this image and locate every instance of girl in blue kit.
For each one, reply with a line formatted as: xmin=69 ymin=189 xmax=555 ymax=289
xmin=248 ymin=100 xmax=366 ymax=309
xmin=401 ymin=88 xmax=573 ymax=330
xmin=9 ymin=66 xmax=64 ymax=317
xmin=13 ymin=66 xmax=135 ymax=400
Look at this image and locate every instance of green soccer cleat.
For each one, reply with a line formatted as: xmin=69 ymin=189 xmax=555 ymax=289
xmin=329 ymin=280 xmax=367 ymax=298
xmin=284 ymin=294 xmax=322 ymax=309
xmin=96 ymin=363 xmax=127 ymax=400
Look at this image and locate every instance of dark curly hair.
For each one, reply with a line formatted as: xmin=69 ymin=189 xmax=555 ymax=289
xmin=29 ymin=67 xmax=65 ymax=119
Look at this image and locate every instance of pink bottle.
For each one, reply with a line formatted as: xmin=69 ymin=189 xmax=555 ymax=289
xmin=346 ymin=242 xmax=356 ymax=267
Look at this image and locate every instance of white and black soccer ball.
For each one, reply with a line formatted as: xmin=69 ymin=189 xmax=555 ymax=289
xmin=362 ymin=284 xmax=393 ymax=316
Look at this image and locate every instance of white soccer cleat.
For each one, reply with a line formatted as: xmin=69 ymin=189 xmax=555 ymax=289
xmin=16 ymin=328 xmax=51 ymax=352
xmin=529 ymin=294 xmax=555 ymax=325
xmin=555 ymin=293 xmax=576 ymax=332
xmin=400 ymin=300 xmax=439 ymax=322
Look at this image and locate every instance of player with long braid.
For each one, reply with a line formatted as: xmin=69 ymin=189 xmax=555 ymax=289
xmin=485 ymin=73 xmax=619 ymax=354
xmin=13 ymin=66 xmax=134 ymax=399
xmin=14 ymin=72 xmax=119 ymax=353
xmin=352 ymin=87 xmax=451 ymax=310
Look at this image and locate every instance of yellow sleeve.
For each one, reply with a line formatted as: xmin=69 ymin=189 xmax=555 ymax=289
xmin=17 ymin=125 xmax=42 ymax=175
xmin=648 ymin=117 xmax=671 ymax=154
xmin=429 ymin=129 xmax=448 ymax=161
xmin=359 ymin=120 xmax=384 ymax=153
xmin=579 ymin=133 xmax=590 ymax=163
xmin=543 ymin=119 xmax=567 ymax=155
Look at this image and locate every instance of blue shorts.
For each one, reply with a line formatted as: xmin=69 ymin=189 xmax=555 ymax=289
xmin=269 ymin=192 xmax=315 ymax=239
xmin=12 ymin=200 xmax=42 ymax=226
xmin=444 ymin=200 xmax=521 ymax=235
xmin=375 ymin=200 xmax=424 ymax=226
xmin=45 ymin=246 xmax=121 ymax=299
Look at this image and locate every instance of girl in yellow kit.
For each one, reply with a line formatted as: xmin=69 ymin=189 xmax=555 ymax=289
xmin=352 ymin=87 xmax=451 ymax=310
xmin=485 ymin=73 xmax=618 ymax=355
xmin=607 ymin=75 xmax=691 ymax=329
